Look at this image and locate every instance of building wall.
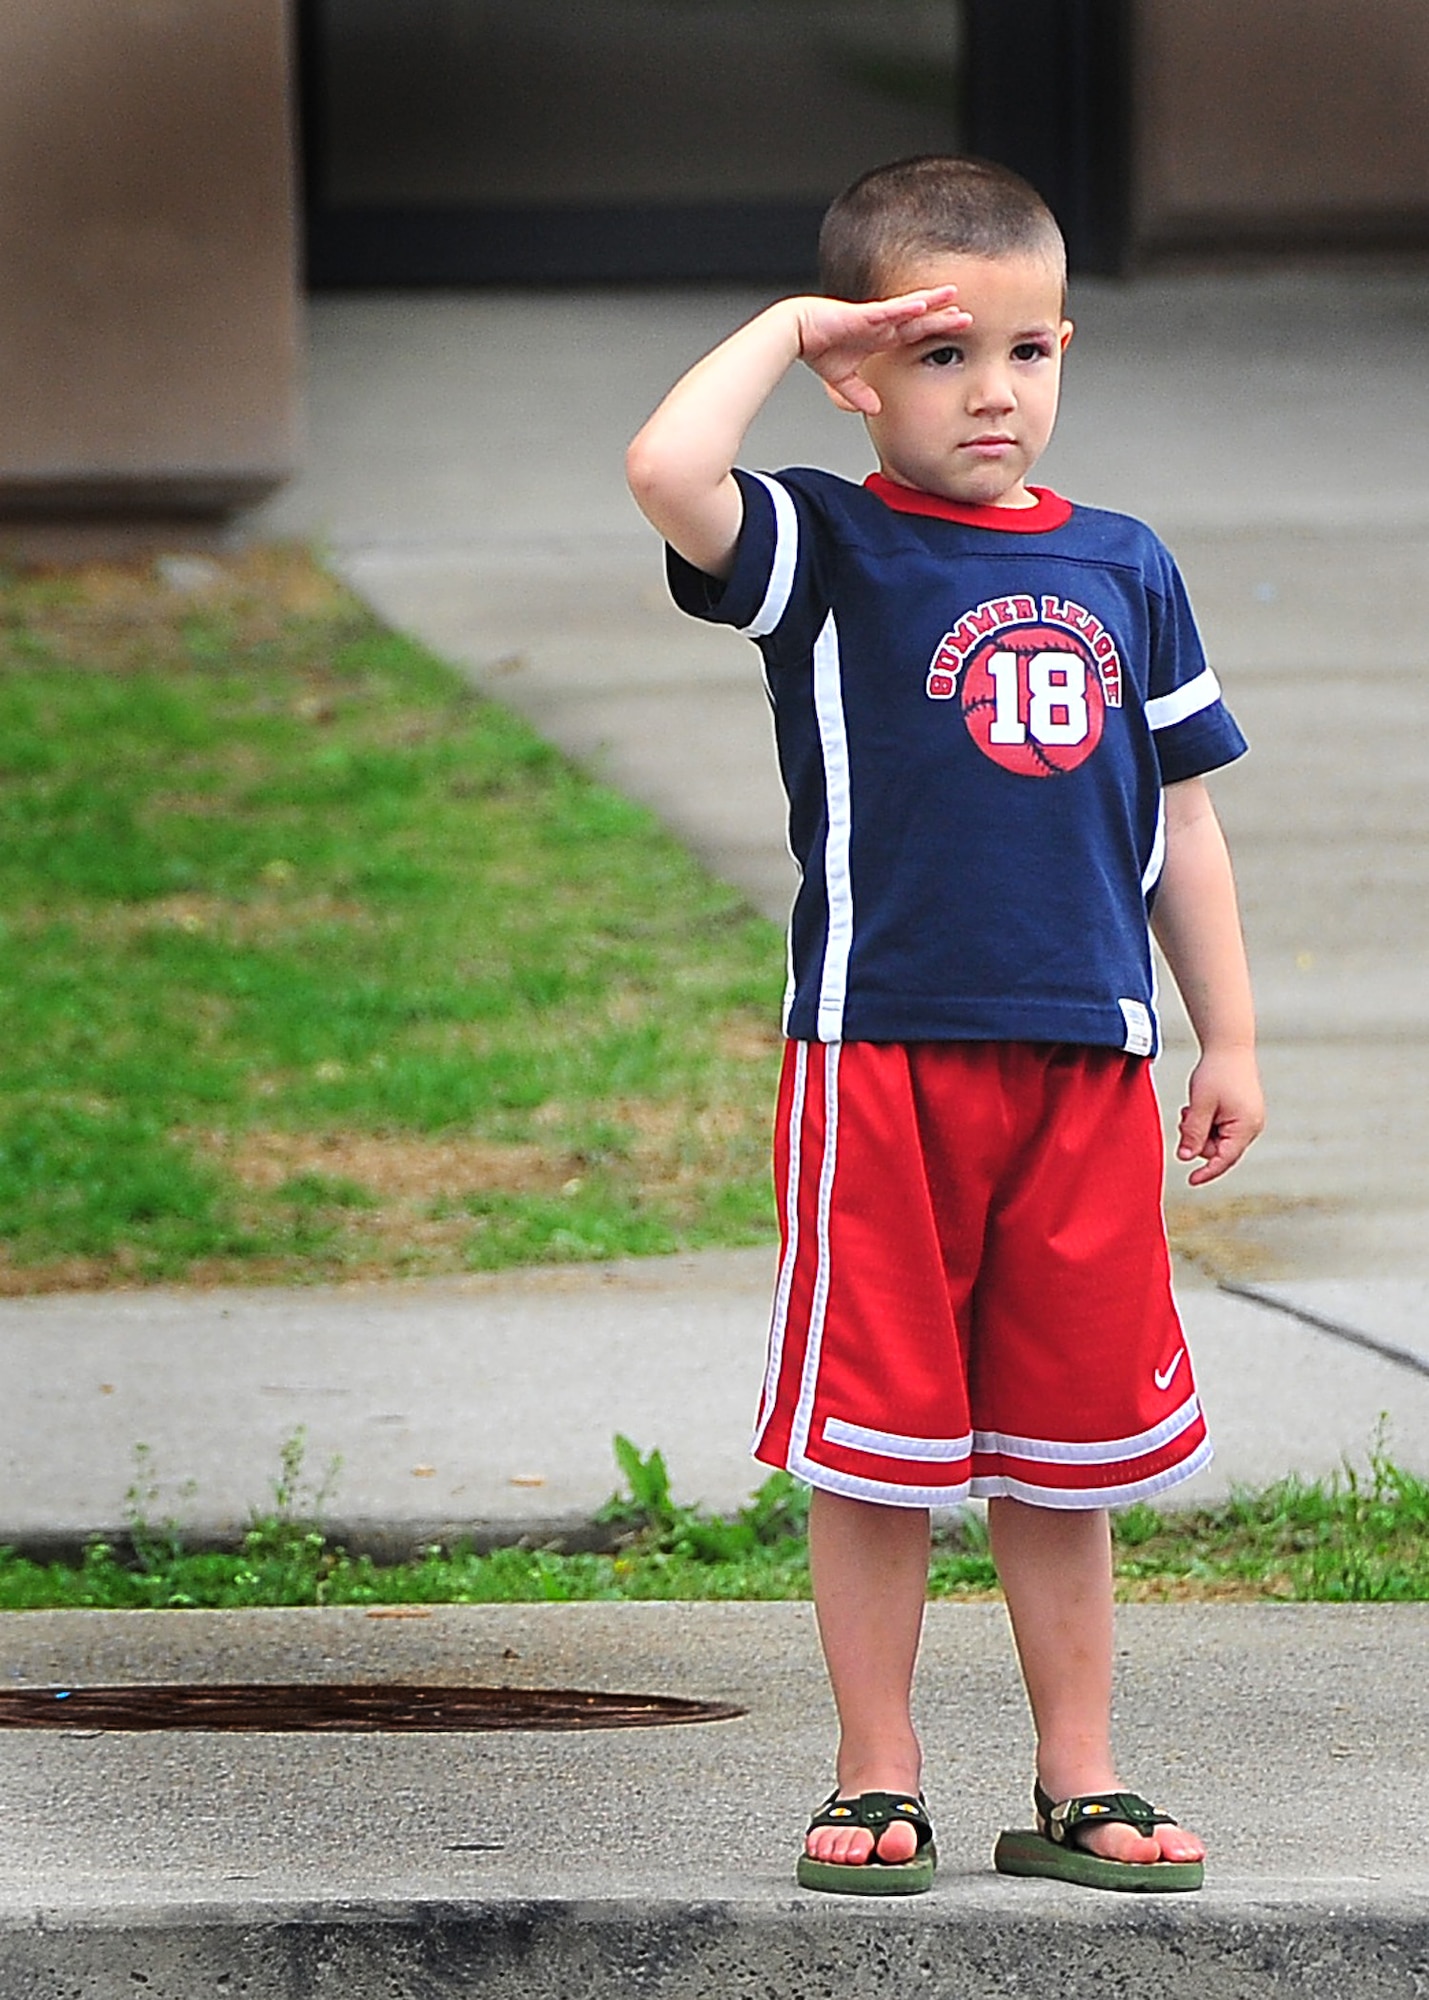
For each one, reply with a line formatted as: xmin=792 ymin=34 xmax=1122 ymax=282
xmin=0 ymin=0 xmax=299 ymax=521
xmin=1133 ymin=0 xmax=1429 ymax=255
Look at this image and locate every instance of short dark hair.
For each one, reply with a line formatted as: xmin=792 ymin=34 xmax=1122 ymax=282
xmin=818 ymin=154 xmax=1066 ymax=303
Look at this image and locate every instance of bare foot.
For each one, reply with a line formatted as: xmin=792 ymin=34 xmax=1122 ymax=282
xmin=1036 ymin=1776 xmax=1205 ymax=1867
xmin=1073 ymin=1814 xmax=1206 ymax=1866
xmin=805 ymin=1776 xmax=924 ymax=1867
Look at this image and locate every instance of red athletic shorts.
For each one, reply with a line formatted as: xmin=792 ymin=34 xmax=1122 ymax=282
xmin=752 ymin=1040 xmax=1210 ymax=1509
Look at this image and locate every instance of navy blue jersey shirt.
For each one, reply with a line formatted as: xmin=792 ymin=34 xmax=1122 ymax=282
xmin=667 ymin=467 xmax=1247 ymax=1055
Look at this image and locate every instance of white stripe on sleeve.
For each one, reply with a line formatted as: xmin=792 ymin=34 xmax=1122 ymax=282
xmin=738 ymin=474 xmax=799 ymax=638
xmin=1146 ymin=665 xmax=1221 ymax=732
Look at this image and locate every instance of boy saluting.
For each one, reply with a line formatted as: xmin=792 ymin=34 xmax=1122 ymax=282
xmin=626 ymin=155 xmax=1262 ymax=1895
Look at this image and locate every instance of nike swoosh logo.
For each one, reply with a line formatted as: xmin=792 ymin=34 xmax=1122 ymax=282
xmin=1154 ymin=1348 xmax=1186 ymax=1393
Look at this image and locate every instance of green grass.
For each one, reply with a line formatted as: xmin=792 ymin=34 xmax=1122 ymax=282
xmin=1 ymin=1435 xmax=1424 ymax=1612
xmin=0 ymin=549 xmax=785 ymax=1288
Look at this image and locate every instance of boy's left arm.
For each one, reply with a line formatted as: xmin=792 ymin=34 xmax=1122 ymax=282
xmin=1152 ymin=776 xmax=1266 ymax=1186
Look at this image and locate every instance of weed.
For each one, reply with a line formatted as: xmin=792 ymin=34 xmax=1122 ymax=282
xmin=0 ymin=1435 xmax=1423 ymax=1613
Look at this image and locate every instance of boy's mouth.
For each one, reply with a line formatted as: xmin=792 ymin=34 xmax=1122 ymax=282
xmin=962 ymin=433 xmax=1017 ymax=454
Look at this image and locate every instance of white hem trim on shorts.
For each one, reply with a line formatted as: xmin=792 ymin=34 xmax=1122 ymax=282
xmin=973 ymin=1393 xmax=1202 ymax=1467
xmin=779 ymin=1434 xmax=1213 ymax=1513
xmin=823 ymin=1416 xmax=974 ymax=1462
xmin=971 ymin=1436 xmax=1215 ymax=1509
xmin=783 ymin=1447 xmax=973 ymax=1511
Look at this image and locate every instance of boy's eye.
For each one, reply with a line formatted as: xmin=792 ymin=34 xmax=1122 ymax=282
xmin=1012 ymin=340 xmax=1052 ymax=362
xmin=923 ymin=345 xmax=961 ymax=367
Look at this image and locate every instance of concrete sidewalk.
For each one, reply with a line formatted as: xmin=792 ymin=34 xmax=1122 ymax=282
xmin=0 ymin=1255 xmax=1426 ymax=1556
xmin=2 ymin=1603 xmax=1426 ymax=1995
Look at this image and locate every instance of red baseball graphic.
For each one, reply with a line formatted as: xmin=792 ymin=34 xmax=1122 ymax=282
xmin=960 ymin=623 xmax=1105 ymax=777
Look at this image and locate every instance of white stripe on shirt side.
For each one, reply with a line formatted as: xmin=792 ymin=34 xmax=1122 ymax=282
xmin=752 ymin=1041 xmax=807 ymax=1450
xmin=737 ymin=474 xmax=798 ymax=638
xmin=758 ymin=652 xmax=802 ymax=1034
xmin=1141 ymin=791 xmax=1166 ymax=896
xmin=812 ymin=613 xmax=854 ymax=1041
xmin=1147 ymin=665 xmax=1221 ymax=732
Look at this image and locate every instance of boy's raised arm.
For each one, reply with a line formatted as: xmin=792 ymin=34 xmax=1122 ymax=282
xmin=625 ymin=289 xmax=966 ymax=580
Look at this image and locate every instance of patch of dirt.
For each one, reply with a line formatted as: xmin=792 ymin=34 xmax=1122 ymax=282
xmin=1 ymin=546 xmax=357 ymax=674
xmin=713 ymin=1014 xmax=784 ymax=1062
xmin=195 ymin=1128 xmax=575 ymax=1203
xmin=0 ymin=1250 xmax=122 ymax=1297
xmin=1165 ymin=1192 xmax=1333 ymax=1283
xmin=58 ymin=893 xmax=377 ymax=946
xmin=1112 ymin=1576 xmax=1288 ymax=1603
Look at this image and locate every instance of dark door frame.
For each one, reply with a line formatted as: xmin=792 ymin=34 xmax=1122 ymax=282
xmin=964 ymin=0 xmax=1132 ymax=276
xmin=297 ymin=0 xmax=1132 ymax=287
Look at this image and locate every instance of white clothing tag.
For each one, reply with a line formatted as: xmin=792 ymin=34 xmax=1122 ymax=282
xmin=1119 ymin=998 xmax=1155 ymax=1056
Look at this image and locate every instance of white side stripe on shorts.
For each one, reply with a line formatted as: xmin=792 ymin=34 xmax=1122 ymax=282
xmin=753 ymin=1040 xmax=808 ymax=1448
xmin=786 ymin=1042 xmax=842 ymax=1477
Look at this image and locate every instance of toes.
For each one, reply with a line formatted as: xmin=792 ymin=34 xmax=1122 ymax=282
xmin=1077 ymin=1822 xmax=1162 ymax=1867
xmin=807 ymin=1827 xmax=874 ymax=1866
xmin=806 ymin=1818 xmax=920 ymax=1867
xmin=874 ymin=1818 xmax=919 ymax=1865
xmin=1155 ymin=1824 xmax=1206 ymax=1864
xmin=1073 ymin=1820 xmax=1206 ymax=1867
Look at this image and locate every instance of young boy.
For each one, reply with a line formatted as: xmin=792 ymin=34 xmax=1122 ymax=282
xmin=626 ymin=155 xmax=1263 ymax=1896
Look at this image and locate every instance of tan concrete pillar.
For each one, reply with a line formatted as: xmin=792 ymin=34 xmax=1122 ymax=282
xmin=0 ymin=0 xmax=300 ymax=529
xmin=1132 ymin=0 xmax=1429 ymax=256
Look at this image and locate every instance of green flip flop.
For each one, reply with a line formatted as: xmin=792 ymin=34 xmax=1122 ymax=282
xmin=993 ymin=1783 xmax=1204 ymax=1893
xmin=797 ymin=1789 xmax=937 ymax=1896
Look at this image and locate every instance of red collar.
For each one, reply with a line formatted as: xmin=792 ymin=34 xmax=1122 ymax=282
xmin=864 ymin=473 xmax=1073 ymax=533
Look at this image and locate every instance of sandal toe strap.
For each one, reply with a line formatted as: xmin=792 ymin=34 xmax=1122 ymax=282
xmin=1033 ymin=1782 xmax=1176 ymax=1848
xmin=807 ymin=1790 xmax=934 ymax=1851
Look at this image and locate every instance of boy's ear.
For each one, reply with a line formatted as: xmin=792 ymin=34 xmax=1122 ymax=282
xmin=822 ymin=376 xmax=871 ymax=416
xmin=1059 ymin=320 xmax=1075 ymax=353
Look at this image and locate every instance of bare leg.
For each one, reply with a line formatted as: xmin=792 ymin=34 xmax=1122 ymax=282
xmin=988 ymin=1496 xmax=1204 ymax=1864
xmin=804 ymin=1489 xmax=930 ymax=1865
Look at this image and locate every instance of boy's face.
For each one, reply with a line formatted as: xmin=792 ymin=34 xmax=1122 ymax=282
xmin=851 ymin=251 xmax=1073 ymax=508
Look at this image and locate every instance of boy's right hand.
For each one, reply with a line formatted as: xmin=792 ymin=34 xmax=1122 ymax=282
xmin=794 ymin=290 xmax=971 ymax=415
xmin=627 ymin=288 xmax=969 ymax=582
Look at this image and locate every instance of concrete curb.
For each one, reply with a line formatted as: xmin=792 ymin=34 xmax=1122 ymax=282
xmin=5 ymin=1891 xmax=1428 ymax=1999
xmin=3 ymin=1514 xmax=621 ymax=1569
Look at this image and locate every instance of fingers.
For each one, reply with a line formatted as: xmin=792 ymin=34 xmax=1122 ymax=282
xmin=866 ymin=286 xmax=972 ymax=336
xmin=1179 ymin=1121 xmax=1251 ymax=1186
xmin=1176 ymin=1052 xmax=1265 ymax=1186
xmin=825 ymin=370 xmax=883 ymax=416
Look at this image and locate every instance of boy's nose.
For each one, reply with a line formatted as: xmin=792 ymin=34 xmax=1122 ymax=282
xmin=966 ymin=369 xmax=1016 ymax=415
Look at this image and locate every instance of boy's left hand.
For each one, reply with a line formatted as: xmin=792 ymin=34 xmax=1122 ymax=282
xmin=1176 ymin=1046 xmax=1265 ymax=1185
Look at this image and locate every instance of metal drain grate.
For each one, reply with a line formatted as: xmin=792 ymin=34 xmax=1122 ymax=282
xmin=0 ymin=1684 xmax=745 ymax=1733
